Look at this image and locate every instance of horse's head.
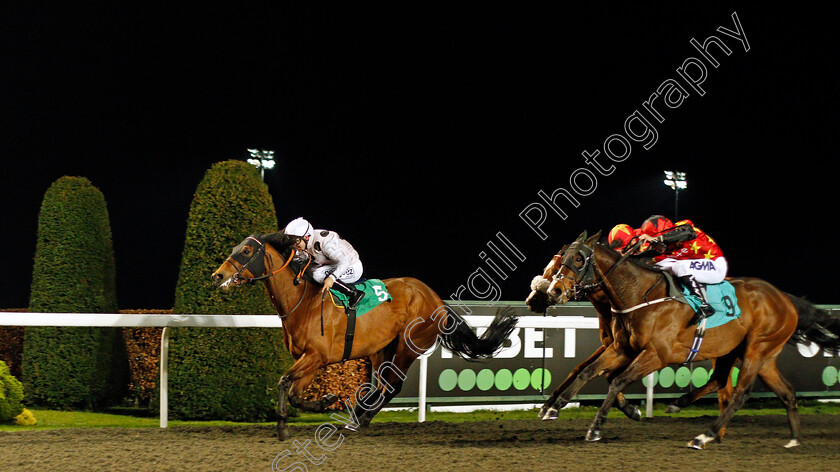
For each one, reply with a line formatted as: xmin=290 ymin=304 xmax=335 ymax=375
xmin=211 ymin=232 xmax=300 ymax=293
xmin=546 ymin=230 xmax=602 ymax=305
xmin=211 ymin=234 xmax=270 ymax=293
xmin=525 ymin=244 xmax=569 ymax=313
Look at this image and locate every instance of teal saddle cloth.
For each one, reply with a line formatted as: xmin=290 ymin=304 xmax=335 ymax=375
xmin=679 ymin=279 xmax=741 ymax=329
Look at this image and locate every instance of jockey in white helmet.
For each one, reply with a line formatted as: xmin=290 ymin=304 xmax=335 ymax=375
xmin=283 ymin=217 xmax=365 ymax=309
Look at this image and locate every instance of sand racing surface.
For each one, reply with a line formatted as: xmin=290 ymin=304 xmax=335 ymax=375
xmin=4 ymin=413 xmax=840 ymax=471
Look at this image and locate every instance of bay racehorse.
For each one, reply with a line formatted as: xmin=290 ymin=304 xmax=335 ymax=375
xmin=526 ymin=240 xmax=732 ymax=421
xmin=525 ymin=243 xmax=643 ymax=422
xmin=542 ymin=231 xmax=840 ymax=449
xmin=211 ymin=232 xmax=518 ymax=440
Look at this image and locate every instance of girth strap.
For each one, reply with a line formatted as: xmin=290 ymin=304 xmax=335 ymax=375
xmin=343 ymin=307 xmax=357 ymax=361
xmin=682 ymin=317 xmax=708 ymax=365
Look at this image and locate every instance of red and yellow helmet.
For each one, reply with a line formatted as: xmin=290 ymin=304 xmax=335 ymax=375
xmin=641 ymin=215 xmax=673 ymax=235
xmin=608 ymin=223 xmax=635 ymax=250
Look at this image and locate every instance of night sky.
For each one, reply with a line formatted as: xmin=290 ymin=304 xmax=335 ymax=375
xmin=2 ymin=4 xmax=837 ymax=310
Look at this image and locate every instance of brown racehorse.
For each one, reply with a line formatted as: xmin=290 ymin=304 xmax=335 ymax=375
xmin=211 ymin=232 xmax=518 ymax=441
xmin=526 ymin=242 xmax=731 ymax=422
xmin=541 ymin=231 xmax=840 ymax=449
xmin=525 ymin=244 xmax=643 ymax=422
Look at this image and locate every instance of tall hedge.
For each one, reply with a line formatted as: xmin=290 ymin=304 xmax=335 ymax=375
xmin=23 ymin=176 xmax=128 ymax=409
xmin=170 ymin=160 xmax=291 ymax=421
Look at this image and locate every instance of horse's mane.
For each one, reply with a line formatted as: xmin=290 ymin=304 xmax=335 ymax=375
xmin=258 ymin=230 xmax=317 ymax=282
xmin=260 ymin=231 xmax=294 ymax=254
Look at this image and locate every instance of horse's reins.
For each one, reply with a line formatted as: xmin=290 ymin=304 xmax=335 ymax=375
xmin=557 ymin=239 xmax=680 ymax=314
xmin=227 ymin=237 xmax=294 ymax=283
xmin=566 ymin=238 xmax=705 ymax=364
xmin=226 ymin=236 xmax=313 ymax=319
xmin=601 ymin=240 xmax=680 ymax=313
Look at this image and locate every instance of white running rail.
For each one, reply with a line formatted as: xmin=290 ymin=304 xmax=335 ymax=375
xmin=0 ymin=312 xmax=624 ymax=427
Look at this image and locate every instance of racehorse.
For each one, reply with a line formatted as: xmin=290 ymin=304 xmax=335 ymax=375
xmin=525 ymin=243 xmax=643 ymax=422
xmin=526 ymin=241 xmax=730 ymax=421
xmin=541 ymin=231 xmax=840 ymax=449
xmin=211 ymin=232 xmax=518 ymax=441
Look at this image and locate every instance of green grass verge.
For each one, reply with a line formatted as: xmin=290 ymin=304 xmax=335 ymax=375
xmin=3 ymin=399 xmax=840 ymax=432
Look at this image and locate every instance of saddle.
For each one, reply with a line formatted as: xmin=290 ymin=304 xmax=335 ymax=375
xmin=290 ymin=253 xmax=393 ymax=361
xmin=661 ymin=272 xmax=741 ymax=327
xmin=327 ymin=279 xmax=392 ymax=361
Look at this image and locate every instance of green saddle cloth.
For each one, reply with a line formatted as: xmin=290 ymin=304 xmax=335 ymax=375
xmin=329 ymin=279 xmax=391 ymax=317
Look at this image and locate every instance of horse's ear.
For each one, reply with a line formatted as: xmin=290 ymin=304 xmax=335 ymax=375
xmin=586 ymin=230 xmax=602 ymax=245
xmin=576 ymin=231 xmax=588 ymax=242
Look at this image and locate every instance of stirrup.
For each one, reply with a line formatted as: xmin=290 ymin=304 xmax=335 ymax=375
xmin=680 ymin=275 xmax=715 ymax=318
xmin=332 ymin=279 xmax=364 ymax=310
xmin=698 ymin=303 xmax=715 ymax=318
xmin=346 ymin=290 xmax=364 ymax=310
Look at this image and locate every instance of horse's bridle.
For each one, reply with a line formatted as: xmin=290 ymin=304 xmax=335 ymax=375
xmin=223 ymin=235 xmax=315 ymax=319
xmin=552 ymin=239 xmax=647 ymax=302
xmin=225 ymin=236 xmax=306 ymax=285
xmin=553 ymin=241 xmax=601 ymax=300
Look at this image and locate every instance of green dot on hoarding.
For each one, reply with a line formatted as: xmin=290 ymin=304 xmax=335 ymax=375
xmin=659 ymin=367 xmax=675 ymax=388
xmin=692 ymin=367 xmax=709 ymax=388
xmin=642 ymin=371 xmax=659 ymax=388
xmin=495 ymin=369 xmax=513 ymax=391
xmin=731 ymin=367 xmax=740 ymax=387
xmin=439 ymin=369 xmax=457 ymax=392
xmin=476 ymin=369 xmax=495 ymax=391
xmin=822 ymin=366 xmax=838 ymax=387
xmin=531 ymin=368 xmax=552 ymax=390
xmin=513 ymin=368 xmax=531 ymax=390
xmin=458 ymin=369 xmax=476 ymax=391
xmin=675 ymin=367 xmax=691 ymax=388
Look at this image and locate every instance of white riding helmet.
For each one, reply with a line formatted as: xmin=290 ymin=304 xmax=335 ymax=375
xmin=284 ymin=217 xmax=314 ymax=239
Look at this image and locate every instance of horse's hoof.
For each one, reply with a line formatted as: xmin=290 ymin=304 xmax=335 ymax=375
xmin=687 ymin=434 xmax=713 ymax=449
xmin=541 ymin=407 xmax=559 ymax=421
xmin=665 ymin=404 xmax=681 ymax=414
xmin=784 ymin=439 xmax=801 ymax=449
xmin=624 ymin=406 xmax=642 ymax=421
xmin=585 ymin=429 xmax=602 ymax=442
xmin=322 ymin=393 xmax=339 ymax=408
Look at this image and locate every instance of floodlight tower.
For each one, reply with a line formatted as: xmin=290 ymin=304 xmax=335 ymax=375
xmin=246 ymin=149 xmax=276 ymax=180
xmin=663 ymin=170 xmax=687 ymax=221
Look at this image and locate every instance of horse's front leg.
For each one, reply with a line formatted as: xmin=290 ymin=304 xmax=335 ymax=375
xmin=276 ymin=374 xmax=293 ymax=441
xmin=540 ymin=345 xmax=608 ymax=419
xmin=546 ymin=344 xmax=631 ymax=420
xmin=607 ymin=371 xmax=641 ymax=421
xmin=287 ymin=370 xmax=339 ymax=412
xmin=276 ymin=352 xmax=326 ymax=441
xmin=585 ymin=349 xmax=664 ymax=442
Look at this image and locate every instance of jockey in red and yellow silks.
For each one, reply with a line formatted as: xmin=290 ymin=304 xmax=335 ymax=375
xmin=637 ymin=215 xmax=728 ymax=318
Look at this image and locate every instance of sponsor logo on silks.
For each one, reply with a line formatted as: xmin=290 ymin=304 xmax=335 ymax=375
xmin=689 ymin=260 xmax=715 ymax=271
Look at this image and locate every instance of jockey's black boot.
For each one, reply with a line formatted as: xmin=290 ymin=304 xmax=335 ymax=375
xmin=332 ymin=279 xmax=365 ymax=310
xmin=680 ymin=275 xmax=715 ymax=319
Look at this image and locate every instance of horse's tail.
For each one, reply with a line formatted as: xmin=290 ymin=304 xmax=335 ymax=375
xmin=786 ymin=293 xmax=840 ymax=354
xmin=439 ymin=306 xmax=518 ymax=359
